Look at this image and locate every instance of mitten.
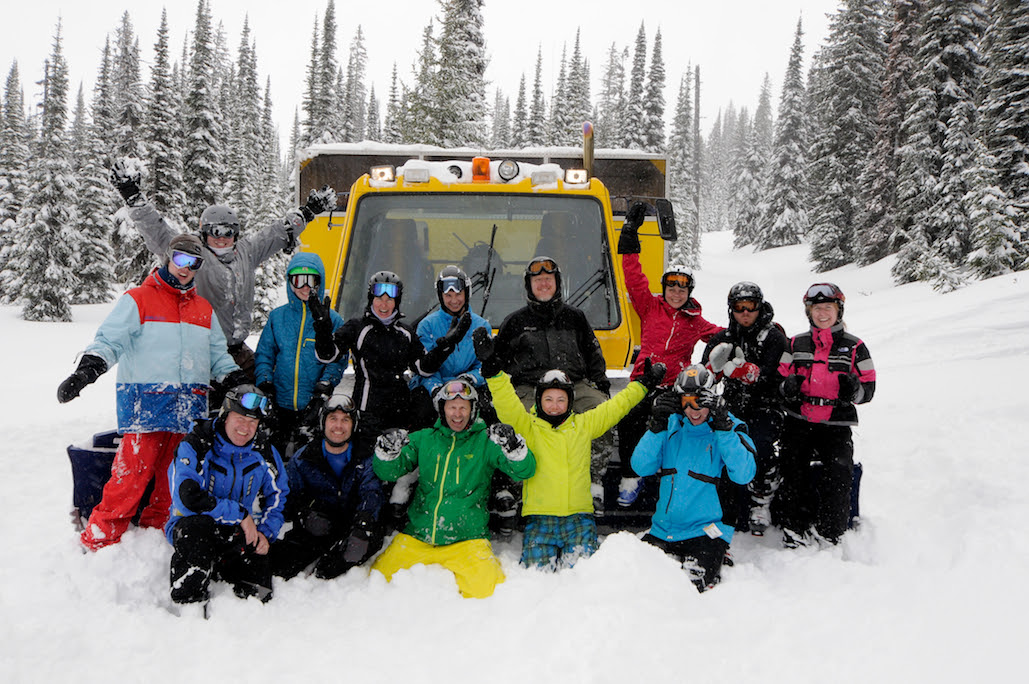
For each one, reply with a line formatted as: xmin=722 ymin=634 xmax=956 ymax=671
xmin=57 ymin=354 xmax=108 ymax=403
xmin=438 ymin=311 xmax=472 ymax=350
xmin=837 ymin=373 xmax=861 ymax=402
xmin=617 ymin=201 xmax=647 ymax=254
xmin=707 ymin=343 xmax=735 ymax=374
xmin=488 ymin=422 xmax=528 ymax=461
xmin=781 ymin=375 xmax=803 ymax=402
xmin=638 ymin=358 xmax=667 ymax=391
xmin=472 ymin=327 xmax=503 ymax=378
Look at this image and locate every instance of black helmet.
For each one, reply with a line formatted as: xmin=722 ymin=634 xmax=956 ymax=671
xmin=320 ymin=393 xmax=358 ymax=446
xmin=436 ymin=265 xmax=471 ymax=312
xmin=803 ymin=282 xmax=845 ymax=321
xmin=220 ymin=384 xmax=270 ymax=420
xmin=199 ymin=205 xmax=240 ymax=241
xmin=432 ymin=376 xmax=479 ymax=426
xmin=728 ymin=281 xmax=763 ymax=305
xmin=368 ymin=270 xmax=403 ymax=310
xmin=524 ymin=256 xmax=563 ymax=303
xmin=535 ymin=369 xmax=574 ymax=426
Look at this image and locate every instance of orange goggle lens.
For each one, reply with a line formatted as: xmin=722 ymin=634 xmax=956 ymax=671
xmin=663 ymin=274 xmax=692 ymax=290
xmin=681 ymin=394 xmax=702 ymax=410
xmin=731 ymin=301 xmax=759 ymax=313
xmin=527 ymin=259 xmax=559 ymax=276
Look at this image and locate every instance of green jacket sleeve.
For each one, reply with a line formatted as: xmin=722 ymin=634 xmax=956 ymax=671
xmin=487 ymin=438 xmax=536 ymax=482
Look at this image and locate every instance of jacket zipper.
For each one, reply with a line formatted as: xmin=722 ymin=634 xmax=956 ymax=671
xmin=430 ymin=434 xmax=457 ymax=545
xmin=292 ymin=305 xmax=307 ymax=410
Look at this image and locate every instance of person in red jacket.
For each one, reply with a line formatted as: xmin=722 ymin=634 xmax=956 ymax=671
xmin=614 ymin=202 xmax=723 ymax=507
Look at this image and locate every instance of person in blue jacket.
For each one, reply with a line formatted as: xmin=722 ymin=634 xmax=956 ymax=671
xmin=166 ymin=385 xmax=289 ymax=605
xmin=255 ymin=252 xmax=347 ymax=459
xmin=632 ymin=365 xmax=756 ymax=592
xmin=271 ymin=393 xmax=384 ymax=580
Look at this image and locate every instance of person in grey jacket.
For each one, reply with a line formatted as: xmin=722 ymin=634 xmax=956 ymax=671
xmin=109 ymin=159 xmax=335 ymax=401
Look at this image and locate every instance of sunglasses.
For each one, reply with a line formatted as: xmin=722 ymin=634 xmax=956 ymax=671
xmin=205 ymin=223 xmax=239 ymax=239
xmin=439 ymin=380 xmax=475 ymax=401
xmin=372 ymin=282 xmax=399 ymax=298
xmin=663 ymin=274 xmax=693 ymax=290
xmin=289 ymin=273 xmax=320 ymax=290
xmin=171 ymin=250 xmax=204 ymax=271
xmin=239 ymin=392 xmax=271 ymax=415
xmin=731 ymin=301 xmax=759 ymax=313
xmin=527 ymin=259 xmax=559 ymax=276
xmin=439 ymin=277 xmax=466 ymax=294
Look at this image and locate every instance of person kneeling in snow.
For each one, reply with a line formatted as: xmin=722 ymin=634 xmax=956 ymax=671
xmin=271 ymin=393 xmax=384 ymax=580
xmin=166 ymin=385 xmax=289 ymax=605
xmin=632 ymin=365 xmax=756 ymax=592
xmin=371 ymin=378 xmax=535 ymax=599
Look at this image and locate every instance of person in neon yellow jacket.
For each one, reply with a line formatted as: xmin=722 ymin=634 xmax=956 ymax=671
xmin=475 ymin=327 xmax=665 ymax=569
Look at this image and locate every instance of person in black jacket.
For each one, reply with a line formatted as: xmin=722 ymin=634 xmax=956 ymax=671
xmin=701 ymin=282 xmax=788 ymax=535
xmin=491 ymin=256 xmax=612 ymax=514
xmin=270 ymin=393 xmax=384 ymax=580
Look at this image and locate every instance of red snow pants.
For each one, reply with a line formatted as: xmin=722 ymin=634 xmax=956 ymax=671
xmin=80 ymin=431 xmax=183 ymax=551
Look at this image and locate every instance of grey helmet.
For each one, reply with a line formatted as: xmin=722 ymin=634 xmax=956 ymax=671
xmin=199 ymin=205 xmax=241 ymax=241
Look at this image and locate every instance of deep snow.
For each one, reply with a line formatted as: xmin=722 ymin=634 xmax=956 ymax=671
xmin=3 ymin=231 xmax=1028 ymax=683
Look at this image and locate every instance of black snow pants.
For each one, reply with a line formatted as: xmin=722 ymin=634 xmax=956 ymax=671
xmin=642 ymin=534 xmax=730 ymax=592
xmin=169 ymin=515 xmax=272 ymax=604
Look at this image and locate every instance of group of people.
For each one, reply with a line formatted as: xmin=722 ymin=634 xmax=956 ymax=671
xmin=59 ymin=165 xmax=876 ymax=605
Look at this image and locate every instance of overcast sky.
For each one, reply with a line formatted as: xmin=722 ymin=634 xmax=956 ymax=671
xmin=2 ymin=0 xmax=837 ymax=146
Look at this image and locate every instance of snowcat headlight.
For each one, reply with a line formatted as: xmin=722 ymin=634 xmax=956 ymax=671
xmin=497 ymin=160 xmax=520 ymax=182
xmin=531 ymin=170 xmax=559 ymax=185
xmin=565 ymin=168 xmax=589 ymax=184
xmin=404 ymin=167 xmax=431 ymax=183
xmin=370 ymin=165 xmax=395 ymax=182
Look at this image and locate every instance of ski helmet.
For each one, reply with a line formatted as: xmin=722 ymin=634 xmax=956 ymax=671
xmin=432 ymin=376 xmax=479 ymax=426
xmin=803 ymin=282 xmax=845 ymax=321
xmin=367 ymin=270 xmax=404 ymax=310
xmin=220 ymin=384 xmax=270 ymax=420
xmin=199 ymin=205 xmax=241 ymax=241
xmin=320 ymin=393 xmax=358 ymax=446
xmin=436 ymin=265 xmax=471 ymax=313
xmin=524 ymin=256 xmax=563 ymax=303
xmin=673 ymin=364 xmax=716 ymax=409
xmin=728 ymin=281 xmax=763 ymax=305
xmin=535 ymin=369 xmax=575 ymax=426
xmin=661 ymin=265 xmax=694 ymax=301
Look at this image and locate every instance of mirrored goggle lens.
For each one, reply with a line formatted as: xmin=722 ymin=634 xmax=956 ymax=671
xmin=681 ymin=394 xmax=702 ymax=410
xmin=239 ymin=392 xmax=270 ymax=414
xmin=206 ymin=223 xmax=239 ymax=239
xmin=527 ymin=259 xmax=558 ymax=275
xmin=290 ymin=273 xmax=320 ymax=290
xmin=439 ymin=277 xmax=466 ymax=294
xmin=372 ymin=282 xmax=399 ymax=298
xmin=805 ymin=283 xmax=838 ymax=300
xmin=325 ymin=395 xmax=356 ymax=413
xmin=663 ymin=274 xmax=693 ymax=290
xmin=171 ymin=250 xmax=203 ymax=271
xmin=440 ymin=380 xmax=474 ymax=400
xmin=731 ymin=300 xmax=759 ymax=313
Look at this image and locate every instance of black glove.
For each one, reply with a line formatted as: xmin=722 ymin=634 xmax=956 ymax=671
xmin=637 ymin=358 xmax=667 ymax=391
xmin=617 ymin=201 xmax=647 ymax=254
xmin=301 ymin=185 xmax=336 ymax=223
xmin=311 ymin=380 xmax=333 ymax=402
xmin=257 ymin=381 xmax=277 ymax=406
xmin=109 ymin=159 xmax=143 ymax=206
xmin=648 ymin=392 xmax=680 ymax=433
xmin=221 ymin=369 xmax=250 ymax=391
xmin=472 ymin=327 xmax=503 ymax=378
xmin=438 ymin=311 xmax=472 ymax=351
xmin=838 ymin=373 xmax=861 ymax=402
xmin=307 ymin=296 xmax=337 ymax=362
xmin=58 ymin=354 xmax=108 ymax=403
xmin=698 ymin=390 xmax=732 ymax=431
xmin=781 ymin=375 xmax=803 ymax=402
xmin=342 ymin=512 xmax=376 ymax=564
xmin=375 ymin=428 xmax=409 ymax=461
xmin=488 ymin=422 xmax=527 ymax=460
xmin=302 ymin=510 xmax=335 ymax=537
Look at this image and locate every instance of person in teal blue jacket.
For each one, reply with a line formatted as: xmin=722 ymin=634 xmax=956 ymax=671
xmin=632 ymin=365 xmax=756 ymax=592
xmin=255 ymin=252 xmax=346 ymax=459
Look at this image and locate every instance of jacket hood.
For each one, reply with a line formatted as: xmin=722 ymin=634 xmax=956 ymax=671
xmin=285 ymin=252 xmax=328 ymax=307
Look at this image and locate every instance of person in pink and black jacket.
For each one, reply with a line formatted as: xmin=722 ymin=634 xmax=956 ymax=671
xmin=773 ymin=283 xmax=876 ymax=548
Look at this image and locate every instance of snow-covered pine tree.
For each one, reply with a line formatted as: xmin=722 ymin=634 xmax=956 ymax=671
xmin=406 ymin=22 xmax=440 ymax=145
xmin=252 ymin=80 xmax=289 ymax=332
xmin=966 ymin=139 xmax=1026 ymax=277
xmin=382 ymin=64 xmax=404 ymax=144
xmin=642 ymin=28 xmax=666 ymax=152
xmin=70 ymin=86 xmax=115 ymax=304
xmin=223 ymin=18 xmax=263 ymax=231
xmin=491 ymin=89 xmax=510 ymax=148
xmin=342 ymin=26 xmax=368 ymax=143
xmin=366 ymin=85 xmax=381 ymax=141
xmin=435 ymin=0 xmax=489 ymax=147
xmin=807 ymin=0 xmax=888 ymax=272
xmin=622 ymin=23 xmax=648 ymax=149
xmin=0 ymin=62 xmax=32 ymax=303
xmin=567 ymin=30 xmax=592 ymax=142
xmin=145 ymin=9 xmax=186 ymax=228
xmin=299 ymin=16 xmax=321 ymax=149
xmin=756 ymin=18 xmax=810 ymax=250
xmin=700 ymin=108 xmax=731 ymax=234
xmin=13 ymin=23 xmax=80 ymax=321
xmin=854 ymin=0 xmax=921 ymax=266
xmin=510 ymin=75 xmax=528 ymax=148
xmin=527 ymin=49 xmax=547 ymax=146
xmin=548 ymin=46 xmax=571 ymax=145
xmin=596 ymin=43 xmax=626 ymax=148
xmin=182 ymin=0 xmax=223 ymax=221
xmin=316 ymin=0 xmax=341 ymax=144
xmin=734 ymin=74 xmax=774 ymax=248
xmin=667 ymin=72 xmax=699 ymax=266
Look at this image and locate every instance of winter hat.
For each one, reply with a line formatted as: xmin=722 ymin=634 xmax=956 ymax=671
xmin=168 ymin=234 xmax=204 ymax=262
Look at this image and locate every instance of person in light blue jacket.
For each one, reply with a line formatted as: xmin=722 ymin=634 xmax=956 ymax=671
xmin=632 ymin=365 xmax=756 ymax=592
xmin=255 ymin=252 xmax=346 ymax=458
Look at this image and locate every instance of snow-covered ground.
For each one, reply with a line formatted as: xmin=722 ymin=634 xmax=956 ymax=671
xmin=3 ymin=231 xmax=1028 ymax=682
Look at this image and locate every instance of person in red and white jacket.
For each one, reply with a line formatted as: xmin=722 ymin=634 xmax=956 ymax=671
xmin=614 ymin=202 xmax=723 ymax=507
xmin=773 ymin=283 xmax=876 ymax=547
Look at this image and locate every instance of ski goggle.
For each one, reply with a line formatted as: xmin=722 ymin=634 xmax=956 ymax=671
xmin=439 ymin=277 xmax=466 ymax=294
xmin=731 ymin=300 xmax=759 ymax=313
xmin=237 ymin=392 xmax=271 ymax=415
xmin=171 ymin=250 xmax=204 ymax=271
xmin=662 ymin=273 xmax=693 ymax=290
xmin=204 ymin=222 xmax=239 ymax=239
xmin=805 ymin=283 xmax=844 ymax=303
xmin=324 ymin=394 xmax=357 ymax=415
xmin=438 ymin=380 xmax=476 ymax=401
xmin=289 ymin=273 xmax=320 ymax=290
xmin=371 ymin=282 xmax=399 ymax=299
xmin=526 ymin=258 xmax=559 ymax=276
xmin=680 ymin=394 xmax=702 ymax=410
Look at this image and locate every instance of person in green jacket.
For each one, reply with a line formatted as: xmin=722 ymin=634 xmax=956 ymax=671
xmin=371 ymin=377 xmax=535 ymax=598
xmin=474 ymin=328 xmax=666 ymax=569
